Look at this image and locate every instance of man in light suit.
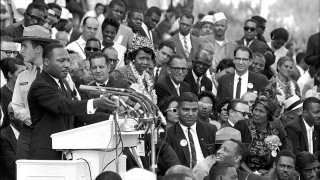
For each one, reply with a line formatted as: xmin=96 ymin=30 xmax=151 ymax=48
xmin=141 ymin=6 xmax=161 ymax=48
xmin=217 ymin=45 xmax=269 ymax=104
xmin=285 ymin=97 xmax=320 ymax=155
xmin=168 ymin=12 xmax=200 ymax=67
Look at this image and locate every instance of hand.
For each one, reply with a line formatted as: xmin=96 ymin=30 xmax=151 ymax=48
xmin=258 ymin=169 xmax=269 ymax=176
xmin=93 ymin=95 xmax=118 ymax=111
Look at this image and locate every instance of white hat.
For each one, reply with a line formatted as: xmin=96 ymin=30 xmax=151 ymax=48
xmin=60 ymin=7 xmax=72 ymax=20
xmin=200 ymin=15 xmax=215 ymax=26
xmin=284 ymin=95 xmax=303 ymax=111
xmin=216 ymin=127 xmax=241 ymax=144
xmin=213 ymin=12 xmax=227 ymax=24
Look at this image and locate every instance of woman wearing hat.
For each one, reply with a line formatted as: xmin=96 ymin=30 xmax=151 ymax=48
xmin=110 ymin=35 xmax=157 ymax=103
xmin=234 ymin=84 xmax=289 ymax=174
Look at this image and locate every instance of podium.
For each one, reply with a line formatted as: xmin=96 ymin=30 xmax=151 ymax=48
xmin=50 ymin=120 xmax=144 ymax=179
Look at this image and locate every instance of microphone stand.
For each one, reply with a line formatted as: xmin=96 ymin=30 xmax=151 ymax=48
xmin=111 ymin=96 xmax=120 ymax=173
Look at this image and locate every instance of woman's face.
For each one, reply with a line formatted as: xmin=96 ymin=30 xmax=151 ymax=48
xmin=215 ymin=67 xmax=235 ymax=81
xmin=166 ymin=101 xmax=179 ymax=124
xmin=219 ymin=103 xmax=229 ymax=123
xmin=133 ymin=50 xmax=152 ymax=74
xmin=11 ymin=64 xmax=26 ymax=84
xmin=252 ymin=103 xmax=268 ymax=125
xmin=198 ymin=96 xmax=213 ymax=119
xmin=278 ymin=60 xmax=293 ymax=78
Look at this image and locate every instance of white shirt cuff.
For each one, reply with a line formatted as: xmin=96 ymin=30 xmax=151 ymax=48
xmin=87 ymin=99 xmax=97 ymax=114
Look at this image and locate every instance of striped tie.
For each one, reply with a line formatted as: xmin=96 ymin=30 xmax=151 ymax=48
xmin=184 ymin=37 xmax=189 ymax=58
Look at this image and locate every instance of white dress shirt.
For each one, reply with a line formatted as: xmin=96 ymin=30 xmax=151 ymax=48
xmin=66 ymin=36 xmax=87 ymax=59
xmin=170 ymin=77 xmax=180 ymax=95
xmin=192 ymin=70 xmax=203 ymax=87
xmin=244 ymin=39 xmax=253 ymax=47
xmin=10 ymin=124 xmax=20 ymax=139
xmin=179 ymin=33 xmax=192 ymax=54
xmin=303 ymin=118 xmax=314 ymax=154
xmin=233 ymin=71 xmax=249 ymax=99
xmin=180 ymin=122 xmax=204 ymax=163
xmin=154 ymin=67 xmax=162 ymax=77
xmin=142 ymin=23 xmax=153 ymax=42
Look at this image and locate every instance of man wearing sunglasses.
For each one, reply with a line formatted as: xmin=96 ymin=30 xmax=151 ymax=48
xmin=1 ymin=2 xmax=47 ymax=38
xmin=236 ymin=19 xmax=269 ymax=54
xmin=84 ymin=37 xmax=101 ymax=58
xmin=251 ymin=15 xmax=267 ymax=43
xmin=226 ymin=99 xmax=250 ymax=127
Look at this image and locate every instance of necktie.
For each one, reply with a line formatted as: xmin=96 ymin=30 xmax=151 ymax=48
xmin=184 ymin=37 xmax=189 ymax=58
xmin=187 ymin=127 xmax=197 ymax=168
xmin=236 ymin=77 xmax=242 ymax=99
xmin=36 ymin=67 xmax=41 ymax=77
xmin=196 ymin=77 xmax=201 ymax=94
xmin=309 ymin=127 xmax=314 ymax=154
xmin=155 ymin=68 xmax=159 ymax=82
xmin=59 ymin=79 xmax=68 ymax=97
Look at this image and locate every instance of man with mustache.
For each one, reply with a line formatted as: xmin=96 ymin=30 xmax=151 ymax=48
xmin=165 ymin=92 xmax=217 ymax=168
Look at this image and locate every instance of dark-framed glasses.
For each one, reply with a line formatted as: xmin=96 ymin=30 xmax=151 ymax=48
xmin=244 ymin=26 xmax=256 ymax=32
xmin=26 ymin=11 xmax=45 ymax=25
xmin=108 ymin=58 xmax=119 ymax=65
xmin=166 ymin=108 xmax=177 ymax=113
xmin=192 ymin=60 xmax=211 ymax=68
xmin=0 ymin=50 xmax=19 ymax=57
xmin=85 ymin=47 xmax=100 ymax=52
xmin=234 ymin=57 xmax=251 ymax=62
xmin=232 ymin=108 xmax=251 ymax=117
xmin=170 ymin=66 xmax=188 ymax=73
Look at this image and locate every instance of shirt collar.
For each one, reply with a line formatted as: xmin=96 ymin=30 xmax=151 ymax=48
xmin=31 ymin=64 xmax=43 ymax=72
xmin=180 ymin=122 xmax=197 ymax=132
xmin=142 ymin=23 xmax=149 ymax=31
xmin=179 ymin=32 xmax=191 ymax=40
xmin=235 ymin=70 xmax=249 ymax=79
xmin=95 ymin=79 xmax=109 ymax=87
xmin=227 ymin=119 xmax=235 ymax=127
xmin=192 ymin=69 xmax=202 ymax=81
xmin=10 ymin=124 xmax=20 ymax=139
xmin=170 ymin=77 xmax=180 ymax=89
xmin=302 ymin=118 xmax=314 ymax=130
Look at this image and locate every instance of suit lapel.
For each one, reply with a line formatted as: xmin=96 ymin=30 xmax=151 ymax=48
xmin=228 ymin=74 xmax=235 ymax=97
xmin=314 ymin=125 xmax=320 ymax=152
xmin=166 ymin=75 xmax=179 ymax=96
xmin=196 ymin=122 xmax=208 ymax=157
xmin=175 ymin=123 xmax=190 ymax=166
xmin=186 ymin=70 xmax=197 ymax=93
xmin=299 ymin=118 xmax=309 ymax=151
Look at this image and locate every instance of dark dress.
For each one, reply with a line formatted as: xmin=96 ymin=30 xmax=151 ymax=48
xmin=0 ymin=85 xmax=13 ymax=128
xmin=234 ymin=119 xmax=288 ymax=171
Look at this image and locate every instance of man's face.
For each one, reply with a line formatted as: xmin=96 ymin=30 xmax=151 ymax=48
xmin=44 ymin=48 xmax=70 ymax=79
xmin=102 ymin=24 xmax=117 ymax=44
xmin=43 ymin=15 xmax=58 ymax=31
xmin=168 ymin=58 xmax=188 ymax=84
xmin=20 ymin=40 xmax=38 ymax=63
xmin=90 ymin=57 xmax=110 ymax=84
xmin=178 ymin=101 xmax=198 ymax=127
xmin=300 ymin=162 xmax=318 ymax=180
xmin=234 ymin=49 xmax=252 ymax=75
xmin=103 ymin=48 xmax=118 ymax=72
xmin=82 ymin=18 xmax=99 ymax=40
xmin=282 ymin=108 xmax=302 ymax=125
xmin=110 ymin=4 xmax=125 ymax=22
xmin=250 ymin=55 xmax=265 ymax=74
xmin=275 ymin=156 xmax=295 ymax=180
xmin=179 ymin=16 xmax=193 ymax=36
xmin=244 ymin=21 xmax=257 ymax=40
xmin=128 ymin=12 xmax=144 ymax=32
xmin=229 ymin=103 xmax=250 ymax=123
xmin=221 ymin=167 xmax=238 ymax=180
xmin=192 ymin=50 xmax=211 ymax=77
xmin=216 ymin=141 xmax=239 ymax=164
xmin=24 ymin=8 xmax=46 ymax=26
xmin=85 ymin=41 xmax=101 ymax=57
xmin=241 ymin=93 xmax=257 ymax=111
xmin=213 ymin=20 xmax=228 ymax=37
xmin=156 ymin=46 xmax=173 ymax=67
xmin=82 ymin=60 xmax=94 ymax=84
xmin=56 ymin=32 xmax=69 ymax=47
xmin=200 ymin=23 xmax=213 ymax=36
xmin=303 ymin=103 xmax=320 ymax=126
xmin=0 ymin=41 xmax=18 ymax=59
xmin=145 ymin=12 xmax=160 ymax=30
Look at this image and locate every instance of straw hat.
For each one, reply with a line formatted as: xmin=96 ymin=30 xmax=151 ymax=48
xmin=14 ymin=25 xmax=59 ymax=43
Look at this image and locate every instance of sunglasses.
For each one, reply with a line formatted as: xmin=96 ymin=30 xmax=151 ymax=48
xmin=170 ymin=67 xmax=188 ymax=73
xmin=234 ymin=57 xmax=251 ymax=62
xmin=0 ymin=50 xmax=19 ymax=57
xmin=244 ymin=26 xmax=256 ymax=32
xmin=26 ymin=11 xmax=45 ymax=25
xmin=166 ymin=108 xmax=177 ymax=113
xmin=192 ymin=60 xmax=211 ymax=68
xmin=85 ymin=47 xmax=100 ymax=52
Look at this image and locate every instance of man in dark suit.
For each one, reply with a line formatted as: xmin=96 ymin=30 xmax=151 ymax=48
xmin=27 ymin=43 xmax=119 ymax=160
xmin=1 ymin=2 xmax=47 ymax=38
xmin=141 ymin=6 xmax=161 ymax=48
xmin=236 ymin=19 xmax=269 ymax=54
xmin=165 ymin=92 xmax=217 ymax=168
xmin=217 ymin=45 xmax=269 ymax=104
xmin=184 ymin=49 xmax=212 ymax=95
xmin=168 ymin=12 xmax=200 ymax=67
xmin=155 ymin=55 xmax=191 ymax=104
xmin=153 ymin=40 xmax=176 ymax=83
xmin=285 ymin=97 xmax=320 ymax=155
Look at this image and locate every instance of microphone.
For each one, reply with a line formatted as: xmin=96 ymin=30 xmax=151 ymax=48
xmin=119 ymin=96 xmax=144 ymax=115
xmin=158 ymin=111 xmax=167 ymax=125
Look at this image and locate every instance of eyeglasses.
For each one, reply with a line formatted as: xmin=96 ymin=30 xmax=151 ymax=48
xmin=170 ymin=67 xmax=188 ymax=73
xmin=192 ymin=60 xmax=211 ymax=68
xmin=198 ymin=101 xmax=213 ymax=108
xmin=259 ymin=25 xmax=266 ymax=30
xmin=232 ymin=108 xmax=251 ymax=117
xmin=108 ymin=58 xmax=119 ymax=64
xmin=0 ymin=50 xmax=19 ymax=57
xmin=26 ymin=11 xmax=45 ymax=25
xmin=166 ymin=108 xmax=177 ymax=113
xmin=234 ymin=57 xmax=251 ymax=62
xmin=244 ymin=26 xmax=256 ymax=32
xmin=85 ymin=47 xmax=100 ymax=52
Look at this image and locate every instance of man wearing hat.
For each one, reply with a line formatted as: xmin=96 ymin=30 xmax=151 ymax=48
xmin=11 ymin=25 xmax=59 ymax=159
xmin=200 ymin=12 xmax=237 ymax=72
xmin=199 ymin=15 xmax=214 ymax=37
xmin=282 ymin=95 xmax=303 ymax=126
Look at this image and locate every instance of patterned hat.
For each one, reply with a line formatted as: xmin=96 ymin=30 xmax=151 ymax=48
xmin=128 ymin=35 xmax=156 ymax=55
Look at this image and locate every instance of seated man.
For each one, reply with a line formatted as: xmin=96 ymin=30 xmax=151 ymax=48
xmin=208 ymin=163 xmax=237 ymax=180
xmin=270 ymin=149 xmax=298 ymax=180
xmin=295 ymin=151 xmax=318 ymax=180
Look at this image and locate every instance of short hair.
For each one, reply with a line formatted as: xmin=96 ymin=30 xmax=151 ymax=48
xmin=244 ymin=18 xmax=258 ymax=27
xmin=145 ymin=6 xmax=161 ymax=17
xmin=83 ymin=16 xmax=98 ymax=26
xmin=127 ymin=9 xmax=144 ymax=19
xmin=158 ymin=40 xmax=176 ymax=52
xmin=251 ymin=15 xmax=267 ymax=24
xmin=158 ymin=96 xmax=179 ymax=117
xmin=178 ymin=92 xmax=199 ymax=106
xmin=253 ymin=52 xmax=266 ymax=61
xmin=295 ymin=151 xmax=318 ymax=173
xmin=276 ymin=56 xmax=292 ymax=72
xmin=274 ymin=149 xmax=296 ymax=165
xmin=162 ymin=173 xmax=192 ymax=180
xmin=43 ymin=43 xmax=65 ymax=59
xmin=234 ymin=45 xmax=253 ymax=59
xmin=217 ymin=97 xmax=231 ymax=113
xmin=47 ymin=3 xmax=62 ymax=11
xmin=95 ymin=3 xmax=104 ymax=9
xmin=165 ymin=165 xmax=196 ymax=180
xmin=303 ymin=97 xmax=320 ymax=111
xmin=194 ymin=48 xmax=211 ymax=61
xmin=228 ymin=139 xmax=248 ymax=163
xmin=216 ymin=58 xmax=235 ymax=73
xmin=167 ymin=54 xmax=185 ymax=67
xmin=101 ymin=17 xmax=120 ymax=33
xmin=109 ymin=0 xmax=125 ymax=9
xmin=227 ymin=99 xmax=247 ymax=114
xmin=0 ymin=57 xmax=25 ymax=80
xmin=88 ymin=52 xmax=109 ymax=67
xmin=86 ymin=37 xmax=101 ymax=48
xmin=270 ymin=27 xmax=289 ymax=42
xmin=180 ymin=11 xmax=195 ymax=23
xmin=296 ymin=52 xmax=306 ymax=64
xmin=102 ymin=46 xmax=117 ymax=54
xmin=95 ymin=171 xmax=122 ymax=180
xmin=26 ymin=2 xmax=47 ymax=14
xmin=209 ymin=162 xmax=235 ymax=180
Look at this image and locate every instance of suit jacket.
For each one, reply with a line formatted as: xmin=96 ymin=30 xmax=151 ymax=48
xmin=217 ymin=71 xmax=269 ymax=104
xmin=165 ymin=121 xmax=217 ymax=168
xmin=0 ymin=125 xmax=17 ymax=179
xmin=28 ymin=71 xmax=88 ymax=160
xmin=168 ymin=33 xmax=200 ymax=67
xmin=183 ymin=69 xmax=212 ymax=95
xmin=305 ymin=32 xmax=320 ymax=67
xmin=1 ymin=22 xmax=24 ymax=38
xmin=155 ymin=75 xmax=191 ymax=104
xmin=114 ymin=24 xmax=134 ymax=50
xmin=153 ymin=66 xmax=169 ymax=83
xmin=236 ymin=37 xmax=269 ymax=53
xmin=285 ymin=116 xmax=320 ymax=154
xmin=140 ymin=27 xmax=160 ymax=49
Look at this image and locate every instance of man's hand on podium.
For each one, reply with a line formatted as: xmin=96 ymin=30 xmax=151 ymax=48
xmin=93 ymin=95 xmax=119 ymax=111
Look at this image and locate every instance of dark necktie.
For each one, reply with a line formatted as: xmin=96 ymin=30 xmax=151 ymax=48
xmin=36 ymin=67 xmax=41 ymax=77
xmin=187 ymin=127 xmax=197 ymax=168
xmin=236 ymin=77 xmax=242 ymax=99
xmin=59 ymin=79 xmax=68 ymax=97
xmin=155 ymin=68 xmax=159 ymax=82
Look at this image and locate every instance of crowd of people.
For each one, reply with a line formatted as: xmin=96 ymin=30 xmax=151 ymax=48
xmin=0 ymin=0 xmax=319 ymax=180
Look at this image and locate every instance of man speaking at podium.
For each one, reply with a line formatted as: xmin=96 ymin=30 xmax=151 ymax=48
xmin=27 ymin=43 xmax=119 ymax=160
